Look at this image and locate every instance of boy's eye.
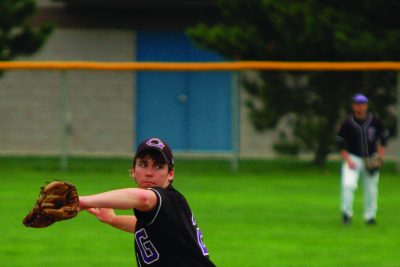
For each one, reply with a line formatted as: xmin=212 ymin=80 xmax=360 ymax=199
xmin=138 ymin=161 xmax=147 ymax=168
xmin=155 ymin=164 xmax=164 ymax=169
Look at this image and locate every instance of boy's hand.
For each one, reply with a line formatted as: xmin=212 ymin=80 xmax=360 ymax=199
xmin=87 ymin=208 xmax=116 ymax=224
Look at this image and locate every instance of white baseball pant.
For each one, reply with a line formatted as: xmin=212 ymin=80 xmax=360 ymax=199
xmin=341 ymin=153 xmax=379 ymax=220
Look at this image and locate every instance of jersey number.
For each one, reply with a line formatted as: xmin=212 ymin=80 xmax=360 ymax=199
xmin=192 ymin=215 xmax=209 ymax=256
xmin=135 ymin=228 xmax=160 ymax=264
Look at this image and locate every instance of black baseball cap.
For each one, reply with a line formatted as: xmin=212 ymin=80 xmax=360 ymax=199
xmin=352 ymin=93 xmax=368 ymax=104
xmin=135 ymin=137 xmax=174 ymax=166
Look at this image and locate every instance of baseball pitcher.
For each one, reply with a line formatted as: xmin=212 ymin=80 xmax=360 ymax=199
xmin=79 ymin=137 xmax=216 ymax=266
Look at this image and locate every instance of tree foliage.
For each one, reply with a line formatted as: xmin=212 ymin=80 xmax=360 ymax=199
xmin=187 ymin=0 xmax=399 ymax=164
xmin=0 ymin=0 xmax=53 ymax=62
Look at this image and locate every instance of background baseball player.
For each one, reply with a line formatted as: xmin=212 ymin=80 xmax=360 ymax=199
xmin=336 ymin=93 xmax=389 ymax=225
xmin=79 ymin=137 xmax=216 ymax=266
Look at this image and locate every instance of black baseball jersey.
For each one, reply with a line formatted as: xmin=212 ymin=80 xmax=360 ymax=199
xmin=336 ymin=113 xmax=389 ymax=157
xmin=133 ymin=185 xmax=216 ymax=267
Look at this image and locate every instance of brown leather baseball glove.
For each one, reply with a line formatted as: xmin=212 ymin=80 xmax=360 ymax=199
xmin=364 ymin=157 xmax=383 ymax=174
xmin=23 ymin=180 xmax=79 ymax=228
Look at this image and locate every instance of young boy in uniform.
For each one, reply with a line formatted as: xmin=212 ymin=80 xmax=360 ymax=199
xmin=79 ymin=137 xmax=216 ymax=266
xmin=336 ymin=94 xmax=389 ymax=225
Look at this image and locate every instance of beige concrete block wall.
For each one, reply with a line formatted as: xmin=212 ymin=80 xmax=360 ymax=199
xmin=0 ymin=29 xmax=135 ymax=156
xmin=239 ymin=89 xmax=277 ymax=158
xmin=0 ymin=71 xmax=62 ymax=153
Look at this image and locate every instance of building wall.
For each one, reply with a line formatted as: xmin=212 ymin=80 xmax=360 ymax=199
xmin=3 ymin=26 xmax=392 ymax=159
xmin=4 ymin=1 xmax=290 ymax=158
xmin=0 ymin=27 xmax=279 ymax=158
xmin=0 ymin=29 xmax=135 ymax=156
xmin=240 ymin=89 xmax=277 ymax=158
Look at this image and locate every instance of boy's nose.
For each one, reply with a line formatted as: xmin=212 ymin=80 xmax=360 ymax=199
xmin=145 ymin=168 xmax=154 ymax=176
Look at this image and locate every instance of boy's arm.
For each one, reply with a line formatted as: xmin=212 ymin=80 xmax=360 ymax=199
xmin=341 ymin=149 xmax=356 ymax=169
xmin=86 ymin=208 xmax=137 ymax=233
xmin=377 ymin=145 xmax=385 ymax=159
xmin=79 ymin=188 xmax=158 ymax=212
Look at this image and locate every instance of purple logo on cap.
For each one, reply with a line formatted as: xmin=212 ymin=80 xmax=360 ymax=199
xmin=146 ymin=138 xmax=165 ymax=150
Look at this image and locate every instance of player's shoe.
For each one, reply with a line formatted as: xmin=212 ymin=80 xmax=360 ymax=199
xmin=366 ymin=218 xmax=377 ymax=225
xmin=342 ymin=213 xmax=352 ymax=225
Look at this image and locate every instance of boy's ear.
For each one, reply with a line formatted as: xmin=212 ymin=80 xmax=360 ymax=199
xmin=168 ymin=169 xmax=174 ymax=182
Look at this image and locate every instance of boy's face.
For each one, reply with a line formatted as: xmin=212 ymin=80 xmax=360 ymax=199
xmin=351 ymin=102 xmax=368 ymax=118
xmin=131 ymin=154 xmax=174 ymax=189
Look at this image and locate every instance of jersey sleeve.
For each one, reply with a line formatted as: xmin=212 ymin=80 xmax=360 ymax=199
xmin=336 ymin=120 xmax=348 ymax=150
xmin=134 ymin=187 xmax=172 ymax=226
xmin=376 ymin=118 xmax=389 ymax=146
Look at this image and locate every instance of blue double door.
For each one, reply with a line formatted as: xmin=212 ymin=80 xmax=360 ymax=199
xmin=136 ymin=32 xmax=232 ymax=152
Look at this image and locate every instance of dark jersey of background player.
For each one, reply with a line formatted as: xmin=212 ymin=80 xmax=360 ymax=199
xmin=134 ymin=186 xmax=215 ymax=266
xmin=337 ymin=113 xmax=389 ymax=157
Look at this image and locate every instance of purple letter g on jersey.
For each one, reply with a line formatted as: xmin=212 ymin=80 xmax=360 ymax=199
xmin=135 ymin=228 xmax=160 ymax=264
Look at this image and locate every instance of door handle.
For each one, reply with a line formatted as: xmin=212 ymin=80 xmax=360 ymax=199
xmin=177 ymin=94 xmax=188 ymax=103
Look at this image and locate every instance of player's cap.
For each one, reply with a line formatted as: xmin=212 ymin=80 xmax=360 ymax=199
xmin=352 ymin=93 xmax=368 ymax=104
xmin=135 ymin=137 xmax=174 ymax=166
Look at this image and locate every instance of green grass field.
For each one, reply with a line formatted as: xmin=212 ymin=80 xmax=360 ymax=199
xmin=1 ymin=157 xmax=399 ymax=267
